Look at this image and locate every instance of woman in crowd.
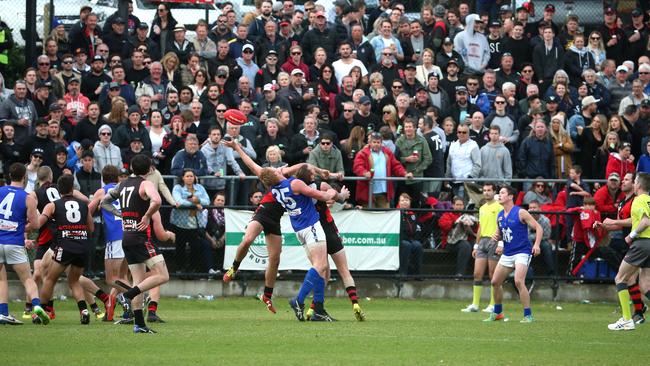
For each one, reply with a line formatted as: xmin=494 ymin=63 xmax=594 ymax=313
xmin=398 ymin=193 xmax=424 ymax=277
xmin=181 ymin=53 xmax=204 ymax=88
xmin=188 ymin=68 xmax=209 ymax=100
xmin=262 ymin=145 xmax=284 ymax=168
xmin=523 ymin=179 xmax=553 ymax=206
xmin=596 ymin=131 xmax=620 ymax=179
xmin=587 ymin=31 xmax=606 ymax=70
xmin=104 ymin=97 xmax=128 ymax=127
xmin=148 ymin=110 xmax=168 ymax=166
xmin=309 ymin=47 xmax=328 ymax=81
xmin=578 ymin=113 xmax=606 ymax=179
xmin=415 ymin=48 xmax=442 ymax=86
xmin=150 ymin=2 xmax=178 ymax=56
xmin=49 ymin=18 xmax=70 ymax=57
xmin=549 ymin=114 xmax=574 ymax=179
xmin=382 ymin=104 xmax=400 ymax=138
xmin=171 ymin=168 xmax=211 ymax=274
xmin=161 ymin=52 xmax=183 ymax=90
xmin=437 ymin=196 xmax=473 ymax=277
xmin=158 ymin=115 xmax=187 ymax=174
xmin=255 ymin=118 xmax=288 ymax=163
xmin=349 ymin=66 xmax=368 ymax=90
xmin=368 ymin=72 xmax=387 ymax=108
xmin=606 ymin=114 xmax=631 ymax=145
xmin=318 ymin=64 xmax=339 ymax=119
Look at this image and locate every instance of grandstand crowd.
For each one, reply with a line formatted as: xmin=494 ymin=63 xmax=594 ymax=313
xmin=0 ymin=0 xmax=650 ymax=273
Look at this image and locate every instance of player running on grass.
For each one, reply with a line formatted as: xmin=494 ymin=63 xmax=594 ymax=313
xmin=38 ymin=174 xmax=95 ymax=325
xmin=258 ymin=166 xmax=339 ymax=321
xmin=0 ymin=163 xmax=50 ymax=325
xmin=461 ymin=183 xmax=502 ymax=313
xmin=485 ymin=185 xmax=542 ymax=323
xmin=101 ymin=154 xmax=174 ymax=333
xmin=608 ymin=172 xmax=650 ymax=331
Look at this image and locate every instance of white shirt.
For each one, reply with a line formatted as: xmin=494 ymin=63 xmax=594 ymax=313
xmin=332 ymin=58 xmax=368 ymax=86
xmin=448 ymin=139 xmax=479 ymax=180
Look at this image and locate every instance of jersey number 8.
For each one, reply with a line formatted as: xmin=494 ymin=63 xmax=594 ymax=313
xmin=65 ymin=201 xmax=82 ymax=223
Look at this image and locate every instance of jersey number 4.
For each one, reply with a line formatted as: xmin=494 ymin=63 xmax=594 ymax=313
xmin=271 ymin=187 xmax=297 ymax=210
xmin=0 ymin=192 xmax=15 ymax=219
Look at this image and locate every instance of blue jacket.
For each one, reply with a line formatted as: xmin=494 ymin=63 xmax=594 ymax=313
xmin=170 ymin=183 xmax=209 ymax=229
xmin=170 ymin=149 xmax=208 ymax=177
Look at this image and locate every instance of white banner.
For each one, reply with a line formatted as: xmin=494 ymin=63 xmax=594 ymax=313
xmin=223 ymin=209 xmax=400 ymax=271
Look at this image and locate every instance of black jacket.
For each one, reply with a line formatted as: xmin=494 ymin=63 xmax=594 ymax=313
xmin=302 ymin=26 xmax=339 ymax=64
xmin=517 ymin=135 xmax=556 ymax=179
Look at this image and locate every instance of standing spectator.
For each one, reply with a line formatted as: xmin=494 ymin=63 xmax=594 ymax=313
xmin=549 ymin=114 xmax=575 ymax=179
xmin=564 ymin=33 xmax=596 ymax=87
xmin=287 ymin=115 xmax=320 ymax=164
xmin=446 ymin=123 xmax=480 ymax=199
xmin=224 ymin=122 xmax=256 ymax=205
xmin=532 ymin=25 xmax=564 ymax=89
xmin=449 ymin=86 xmax=479 ymax=125
xmin=254 ymin=119 xmax=288 ymax=164
xmin=0 ymin=123 xmax=23 ymax=172
xmin=527 ymin=200 xmax=557 ymax=278
xmin=618 ymin=79 xmax=648 ymax=116
xmin=81 ymin=55 xmax=111 ymax=102
xmin=135 ymin=62 xmax=172 ymax=111
xmin=568 ymin=95 xmax=598 ymax=148
xmin=396 ymin=119 xmax=432 ymax=204
xmin=599 ymin=7 xmax=627 ymax=65
xmin=201 ymin=127 xmax=244 ymax=197
xmin=398 ymin=193 xmax=423 ymax=277
xmin=353 ymin=132 xmax=410 ymax=208
xmin=74 ymin=102 xmax=104 ymax=144
xmin=479 ymin=125 xmax=512 ymax=181
xmin=158 ymin=115 xmax=187 ymax=174
xmin=302 ymin=10 xmax=338 ymax=63
xmin=63 ymin=77 xmax=90 ymax=126
xmin=92 ymin=124 xmax=122 ymax=172
xmin=73 ymin=150 xmax=101 ymax=196
xmin=22 ymin=119 xmax=55 ymax=167
xmin=113 ymin=106 xmax=151 ymax=151
xmin=517 ymin=120 xmax=556 ymax=189
xmin=126 ymin=22 xmax=161 ymax=61
xmin=501 ymin=22 xmax=532 ymax=71
xmin=484 ymin=95 xmax=518 ymax=151
xmin=170 ymin=135 xmax=208 ymax=177
xmin=0 ymin=80 xmax=38 ymax=146
xmin=149 ymin=2 xmax=177 ymax=56
xmin=70 ymin=12 xmax=101 ymax=58
xmin=247 ymin=0 xmax=274 ymax=40
xmin=606 ymin=142 xmax=635 ymax=179
xmin=307 ymin=133 xmax=344 ymax=179
xmin=171 ymin=169 xmax=211 ymax=274
xmin=593 ymin=172 xmax=624 ymax=217
xmin=453 ymin=14 xmax=489 ymax=76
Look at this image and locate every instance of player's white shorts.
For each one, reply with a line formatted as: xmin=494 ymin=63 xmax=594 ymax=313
xmin=295 ymin=222 xmax=326 ymax=248
xmin=0 ymin=244 xmax=29 ymax=265
xmin=498 ymin=253 xmax=532 ymax=268
xmin=105 ymin=240 xmax=125 ymax=260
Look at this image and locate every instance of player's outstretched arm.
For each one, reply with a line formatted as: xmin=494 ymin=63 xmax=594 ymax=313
xmin=101 ymin=183 xmax=123 ymax=217
xmin=88 ymin=188 xmax=105 ymax=214
xmin=72 ymin=189 xmax=90 ymax=204
xmin=291 ymin=179 xmax=336 ymax=202
xmin=223 ymin=139 xmax=262 ymax=176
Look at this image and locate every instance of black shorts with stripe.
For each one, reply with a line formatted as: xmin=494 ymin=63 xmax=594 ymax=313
xmin=124 ymin=240 xmax=161 ymax=265
xmin=251 ymin=202 xmax=283 ymax=236
xmin=52 ymin=245 xmax=87 ymax=268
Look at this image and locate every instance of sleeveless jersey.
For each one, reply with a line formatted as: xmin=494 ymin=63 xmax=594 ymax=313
xmin=271 ymin=177 xmax=319 ymax=231
xmin=255 ymin=191 xmax=285 ymax=221
xmin=53 ymin=196 xmax=90 ymax=253
xmin=497 ymin=205 xmax=531 ymax=256
xmin=102 ymin=183 xmax=124 ymax=242
xmin=311 ymin=182 xmax=335 ymax=227
xmin=117 ymin=176 xmax=151 ymax=246
xmin=0 ymin=185 xmax=29 ymax=245
xmin=35 ymin=183 xmax=61 ymax=246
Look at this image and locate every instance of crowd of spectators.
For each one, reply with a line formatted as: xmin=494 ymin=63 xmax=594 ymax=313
xmin=1 ymin=0 xmax=650 ymax=274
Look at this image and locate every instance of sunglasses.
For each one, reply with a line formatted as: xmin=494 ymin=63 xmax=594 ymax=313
xmin=144 ymin=61 xmax=151 ymax=65
xmin=38 ymin=63 xmax=50 ymax=66
xmin=535 ymin=184 xmax=545 ymax=188
xmin=100 ymin=132 xmax=111 ymax=136
xmin=383 ymin=111 xmax=391 ymax=114
xmin=243 ymin=50 xmax=254 ymax=54
xmin=216 ymin=109 xmax=227 ymax=112
xmin=495 ymin=100 xmax=506 ymax=104
xmin=382 ymin=53 xmax=392 ymax=56
xmin=62 ymin=60 xmax=73 ymax=64
xmin=640 ymin=72 xmax=650 ymax=75
xmin=344 ymin=109 xmax=354 ymax=112
xmin=392 ymin=85 xmax=403 ymax=89
xmin=590 ymin=37 xmax=600 ymax=40
xmin=457 ymin=131 xmax=468 ymax=134
xmin=110 ymin=87 xmax=120 ymax=91
xmin=522 ymin=69 xmax=533 ymax=73
xmin=217 ymin=75 xmax=228 ymax=79
xmin=291 ymin=52 xmax=302 ymax=55
xmin=32 ymin=155 xmax=44 ymax=159
xmin=320 ymin=141 xmax=332 ymax=145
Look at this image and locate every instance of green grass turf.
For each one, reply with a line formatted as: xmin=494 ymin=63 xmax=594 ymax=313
xmin=2 ymin=297 xmax=650 ymax=365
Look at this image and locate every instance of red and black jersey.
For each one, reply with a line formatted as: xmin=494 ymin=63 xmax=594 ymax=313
xmin=255 ymin=191 xmax=285 ymax=222
xmin=118 ymin=176 xmax=151 ymax=246
xmin=53 ymin=196 xmax=90 ymax=253
xmin=618 ymin=194 xmax=635 ymax=236
xmin=35 ymin=183 xmax=60 ymax=246
xmin=313 ymin=182 xmax=335 ymax=225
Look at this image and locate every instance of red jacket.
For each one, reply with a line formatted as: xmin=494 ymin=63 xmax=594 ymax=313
xmin=605 ymin=152 xmax=635 ymax=179
xmin=352 ymin=145 xmax=406 ymax=205
xmin=567 ymin=207 xmax=605 ymax=246
xmin=593 ymin=185 xmax=624 ymax=216
xmin=438 ymin=212 xmax=460 ymax=248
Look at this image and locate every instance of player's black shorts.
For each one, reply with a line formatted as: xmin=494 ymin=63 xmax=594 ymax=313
xmin=35 ymin=243 xmax=51 ymax=260
xmin=624 ymin=239 xmax=650 ymax=267
xmin=323 ymin=221 xmax=344 ymax=255
xmin=52 ymin=245 xmax=87 ymax=268
xmin=124 ymin=240 xmax=161 ymax=265
xmin=251 ymin=203 xmax=283 ymax=236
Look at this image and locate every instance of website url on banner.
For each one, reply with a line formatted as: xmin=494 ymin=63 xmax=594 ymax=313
xmin=342 ymin=236 xmax=388 ymax=245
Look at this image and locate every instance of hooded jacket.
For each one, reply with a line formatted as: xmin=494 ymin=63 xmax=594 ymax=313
xmin=0 ymin=94 xmax=38 ymax=146
xmin=605 ymin=152 xmax=635 ymax=179
xmin=452 ymin=14 xmax=490 ymax=74
xmin=564 ymin=46 xmax=596 ymax=87
xmin=479 ymin=142 xmax=512 ymax=180
xmin=93 ymin=140 xmax=123 ymax=172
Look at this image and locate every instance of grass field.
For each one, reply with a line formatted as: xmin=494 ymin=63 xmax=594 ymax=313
xmin=2 ymin=297 xmax=650 ymax=365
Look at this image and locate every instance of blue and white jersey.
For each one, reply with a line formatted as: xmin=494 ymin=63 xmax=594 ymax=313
xmin=0 ymin=186 xmax=29 ymax=245
xmin=101 ymin=183 xmax=124 ymax=242
xmin=272 ymin=177 xmax=319 ymax=231
xmin=497 ymin=205 xmax=532 ymax=256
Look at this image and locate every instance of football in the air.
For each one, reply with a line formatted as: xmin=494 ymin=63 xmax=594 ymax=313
xmin=224 ymin=109 xmax=247 ymax=125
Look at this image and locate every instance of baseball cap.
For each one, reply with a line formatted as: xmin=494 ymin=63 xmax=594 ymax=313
xmin=359 ymin=95 xmax=371 ymax=105
xmin=92 ymin=55 xmax=104 ymax=63
xmin=616 ymin=65 xmax=628 ymax=73
xmin=280 ymin=18 xmax=291 ymax=27
xmin=263 ymin=83 xmax=274 ymax=92
xmin=489 ymin=20 xmax=501 ymax=28
xmin=443 ymin=37 xmax=453 ymax=45
xmin=545 ymin=95 xmax=558 ymax=103
xmin=640 ymin=99 xmax=650 ymax=107
xmin=242 ymin=44 xmax=255 ymax=53
xmin=114 ymin=17 xmax=126 ymax=24
xmin=31 ymin=147 xmax=45 ymax=157
xmin=137 ymin=22 xmax=149 ymax=29
xmin=544 ymin=4 xmax=555 ymax=12
xmin=127 ymin=105 xmax=141 ymax=115
xmin=216 ymin=68 xmax=228 ymax=77
xmin=67 ymin=77 xmax=80 ymax=84
xmin=74 ymin=47 xmax=86 ymax=55
xmin=605 ymin=6 xmax=616 ymax=15
xmin=608 ymin=172 xmax=620 ymax=181
xmin=446 ymin=58 xmax=459 ymax=68
xmin=49 ymin=103 xmax=62 ymax=112
xmin=34 ymin=119 xmax=48 ymax=127
xmin=499 ymin=5 xmax=512 ymax=13
xmin=455 ymin=85 xmax=467 ymax=93
xmin=130 ymin=136 xmax=142 ymax=143
xmin=173 ymin=25 xmax=186 ymax=32
xmin=36 ymin=80 xmax=51 ymax=89
xmin=119 ymin=167 xmax=130 ymax=176
xmin=405 ymin=63 xmax=417 ymax=70
xmin=55 ymin=145 xmax=67 ymax=155
xmin=290 ymin=68 xmax=304 ymax=76
xmin=314 ymin=10 xmax=326 ymax=18
xmin=109 ymin=81 xmax=120 ymax=89
xmin=632 ymin=9 xmax=643 ymax=17
xmin=266 ymin=50 xmax=278 ymax=57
